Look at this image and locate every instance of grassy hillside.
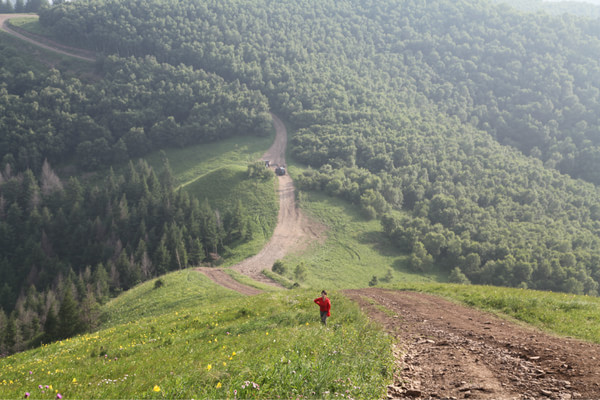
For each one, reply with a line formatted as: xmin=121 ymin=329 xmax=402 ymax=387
xmin=390 ymin=282 xmax=600 ymax=343
xmin=278 ymin=188 xmax=439 ymax=289
xmin=0 ymin=272 xmax=393 ymax=399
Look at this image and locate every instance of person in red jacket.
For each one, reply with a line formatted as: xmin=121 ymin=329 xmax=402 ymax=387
xmin=314 ymin=290 xmax=331 ymax=325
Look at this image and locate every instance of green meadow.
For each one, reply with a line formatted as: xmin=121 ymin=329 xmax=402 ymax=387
xmin=0 ymin=272 xmax=393 ymax=399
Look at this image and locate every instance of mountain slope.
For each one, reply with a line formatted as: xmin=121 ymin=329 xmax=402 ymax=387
xmin=0 ymin=271 xmax=393 ymax=399
xmin=33 ymin=0 xmax=600 ymax=294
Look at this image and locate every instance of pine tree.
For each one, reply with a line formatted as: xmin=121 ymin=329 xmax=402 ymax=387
xmin=80 ymin=290 xmax=101 ymax=332
xmin=92 ymin=263 xmax=110 ymax=303
xmin=43 ymin=305 xmax=58 ymax=343
xmin=57 ymin=287 xmax=83 ymax=339
xmin=4 ymin=311 xmax=17 ymax=354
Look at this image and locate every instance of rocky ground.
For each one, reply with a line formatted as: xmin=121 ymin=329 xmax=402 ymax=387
xmin=344 ymin=288 xmax=600 ymax=400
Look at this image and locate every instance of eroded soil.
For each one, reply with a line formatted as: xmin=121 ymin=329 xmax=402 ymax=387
xmin=344 ymin=288 xmax=600 ymax=400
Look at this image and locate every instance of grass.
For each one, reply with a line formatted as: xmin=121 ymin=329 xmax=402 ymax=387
xmin=274 ymin=190 xmax=440 ymax=289
xmin=182 ymin=165 xmax=279 ymax=266
xmin=100 ymin=269 xmax=244 ymax=328
xmin=0 ymin=271 xmax=393 ymax=399
xmin=6 ymin=16 xmax=48 ymax=36
xmin=388 ymin=282 xmax=600 ymax=343
xmin=143 ymin=133 xmax=274 ymax=189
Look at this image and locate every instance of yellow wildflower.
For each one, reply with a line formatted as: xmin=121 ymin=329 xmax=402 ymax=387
xmin=216 ymin=382 xmax=222 ymax=389
xmin=72 ymin=378 xmax=77 ymax=383
xmin=207 ymin=364 xmax=212 ymax=371
xmin=153 ymin=385 xmax=161 ymax=392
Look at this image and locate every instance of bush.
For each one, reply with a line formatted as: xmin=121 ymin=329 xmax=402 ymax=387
xmin=448 ymin=267 xmax=470 ymax=285
xmin=154 ymin=279 xmax=164 ymax=289
xmin=272 ymin=260 xmax=287 ymax=275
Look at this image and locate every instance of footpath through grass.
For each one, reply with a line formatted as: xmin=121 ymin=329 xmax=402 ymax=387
xmin=390 ymin=282 xmax=600 ymax=344
xmin=0 ymin=271 xmax=393 ymax=399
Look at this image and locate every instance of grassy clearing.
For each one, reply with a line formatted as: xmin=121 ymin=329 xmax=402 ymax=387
xmin=183 ymin=165 xmax=278 ymax=266
xmin=101 ymin=269 xmax=244 ymax=328
xmin=144 ymin=133 xmax=274 ymax=189
xmin=6 ymin=16 xmax=47 ymax=36
xmin=388 ymin=282 xmax=600 ymax=343
xmin=274 ymin=189 xmax=439 ymax=289
xmin=0 ymin=272 xmax=393 ymax=399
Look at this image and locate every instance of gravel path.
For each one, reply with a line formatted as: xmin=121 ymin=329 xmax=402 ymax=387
xmin=345 ymin=288 xmax=600 ymax=400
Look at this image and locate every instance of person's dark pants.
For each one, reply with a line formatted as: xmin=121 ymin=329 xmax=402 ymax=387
xmin=320 ymin=311 xmax=328 ymax=325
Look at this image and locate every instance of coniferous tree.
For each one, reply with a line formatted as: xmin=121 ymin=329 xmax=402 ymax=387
xmin=57 ymin=287 xmax=82 ymax=339
xmin=4 ymin=312 xmax=17 ymax=354
xmin=43 ymin=304 xmax=58 ymax=343
xmin=14 ymin=0 xmax=24 ymax=12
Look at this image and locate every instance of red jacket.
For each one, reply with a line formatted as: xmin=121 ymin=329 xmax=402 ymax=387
xmin=314 ymin=297 xmax=331 ymax=316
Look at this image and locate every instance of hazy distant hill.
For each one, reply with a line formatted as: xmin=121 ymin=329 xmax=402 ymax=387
xmin=494 ymin=0 xmax=600 ymax=17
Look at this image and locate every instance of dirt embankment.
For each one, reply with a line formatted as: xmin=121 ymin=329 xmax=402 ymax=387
xmin=345 ymin=288 xmax=600 ymax=400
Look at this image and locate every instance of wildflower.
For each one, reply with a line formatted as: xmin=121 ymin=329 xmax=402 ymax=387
xmin=25 ymin=393 xmax=30 ymax=398
xmin=266 ymin=332 xmax=269 ymax=335
xmin=29 ymin=371 xmax=33 ymax=375
xmin=56 ymin=394 xmax=62 ymax=399
xmin=39 ymin=385 xmax=43 ymax=389
xmin=153 ymin=385 xmax=161 ymax=392
xmin=72 ymin=378 xmax=77 ymax=383
xmin=207 ymin=364 xmax=212 ymax=371
xmin=216 ymin=382 xmax=222 ymax=389
xmin=223 ymin=362 xmax=227 ymax=366
xmin=232 ymin=352 xmax=236 ymax=356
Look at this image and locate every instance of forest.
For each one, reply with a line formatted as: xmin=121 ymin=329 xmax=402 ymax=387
xmin=4 ymin=0 xmax=600 ymax=352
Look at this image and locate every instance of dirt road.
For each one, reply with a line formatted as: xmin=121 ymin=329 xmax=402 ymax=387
xmin=228 ymin=114 xmax=323 ymax=285
xmin=345 ymin=288 xmax=600 ymax=400
xmin=0 ymin=14 xmax=95 ymax=62
xmin=199 ymin=113 xmax=323 ymax=290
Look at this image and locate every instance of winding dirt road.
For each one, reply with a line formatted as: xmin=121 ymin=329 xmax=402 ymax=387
xmin=0 ymin=14 xmax=95 ymax=62
xmin=346 ymin=288 xmax=600 ymax=400
xmin=199 ymin=114 xmax=323 ymax=291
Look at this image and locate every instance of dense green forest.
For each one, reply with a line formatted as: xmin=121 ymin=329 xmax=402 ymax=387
xmin=5 ymin=0 xmax=600 ymax=352
xmin=35 ymin=0 xmax=600 ymax=293
xmin=0 ymin=46 xmax=271 ymax=172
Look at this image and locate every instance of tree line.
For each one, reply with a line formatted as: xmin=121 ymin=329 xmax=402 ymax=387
xmin=0 ymin=0 xmax=49 ymax=13
xmin=0 ymin=158 xmax=266 ymax=355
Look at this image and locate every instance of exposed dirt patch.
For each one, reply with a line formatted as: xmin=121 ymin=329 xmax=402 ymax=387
xmin=196 ymin=267 xmax=262 ymax=296
xmin=344 ymin=288 xmax=600 ymax=400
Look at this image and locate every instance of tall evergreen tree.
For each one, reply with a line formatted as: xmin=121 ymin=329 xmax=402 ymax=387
xmin=57 ymin=287 xmax=82 ymax=339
